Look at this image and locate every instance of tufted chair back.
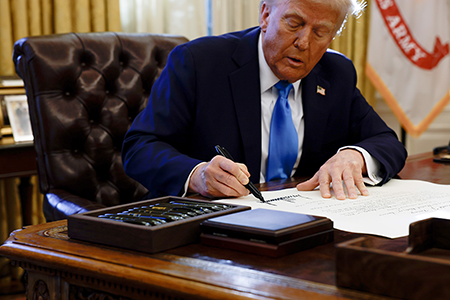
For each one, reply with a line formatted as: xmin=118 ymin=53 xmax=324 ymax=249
xmin=13 ymin=32 xmax=188 ymax=221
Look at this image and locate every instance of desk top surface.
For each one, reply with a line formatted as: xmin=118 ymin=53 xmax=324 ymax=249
xmin=0 ymin=136 xmax=33 ymax=150
xmin=397 ymin=151 xmax=450 ymax=184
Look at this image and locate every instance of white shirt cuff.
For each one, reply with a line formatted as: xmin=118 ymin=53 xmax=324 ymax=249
xmin=338 ymin=146 xmax=382 ymax=186
xmin=181 ymin=162 xmax=208 ymax=197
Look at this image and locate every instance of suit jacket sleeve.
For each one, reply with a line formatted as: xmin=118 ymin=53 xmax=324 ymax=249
xmin=297 ymin=50 xmax=407 ymax=184
xmin=344 ymin=61 xmax=407 ymax=184
xmin=122 ymin=44 xmax=202 ymax=198
xmin=350 ymin=87 xmax=407 ymax=184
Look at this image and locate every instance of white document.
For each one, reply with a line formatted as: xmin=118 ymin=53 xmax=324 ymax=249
xmin=214 ymin=179 xmax=450 ymax=238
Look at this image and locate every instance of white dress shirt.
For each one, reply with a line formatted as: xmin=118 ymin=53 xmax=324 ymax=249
xmin=258 ymin=35 xmax=303 ymax=182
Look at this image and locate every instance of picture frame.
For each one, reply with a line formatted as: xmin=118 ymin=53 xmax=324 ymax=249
xmin=0 ymin=76 xmax=26 ymax=138
xmin=4 ymin=95 xmax=33 ymax=142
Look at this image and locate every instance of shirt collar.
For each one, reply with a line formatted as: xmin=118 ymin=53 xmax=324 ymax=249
xmin=258 ymin=33 xmax=301 ymax=96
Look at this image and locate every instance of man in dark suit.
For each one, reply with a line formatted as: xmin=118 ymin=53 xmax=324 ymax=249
xmin=122 ymin=0 xmax=407 ymax=201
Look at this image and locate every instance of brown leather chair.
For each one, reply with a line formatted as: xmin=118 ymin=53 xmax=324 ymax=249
xmin=13 ymin=32 xmax=188 ymax=221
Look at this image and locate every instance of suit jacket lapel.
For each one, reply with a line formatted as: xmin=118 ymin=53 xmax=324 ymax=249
xmin=229 ymin=27 xmax=262 ymax=182
xmin=298 ymin=64 xmax=331 ymax=172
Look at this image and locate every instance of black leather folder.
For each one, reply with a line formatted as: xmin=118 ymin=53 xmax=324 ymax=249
xmin=200 ymin=209 xmax=334 ymax=257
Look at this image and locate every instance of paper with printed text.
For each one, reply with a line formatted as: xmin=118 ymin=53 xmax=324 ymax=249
xmin=215 ymin=179 xmax=450 ymax=238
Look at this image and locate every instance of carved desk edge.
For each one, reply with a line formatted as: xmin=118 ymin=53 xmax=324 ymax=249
xmin=0 ymin=220 xmax=390 ymax=300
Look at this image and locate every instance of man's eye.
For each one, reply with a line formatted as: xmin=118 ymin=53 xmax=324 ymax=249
xmin=286 ymin=19 xmax=301 ymax=28
xmin=314 ymin=29 xmax=329 ymax=38
xmin=314 ymin=30 xmax=324 ymax=37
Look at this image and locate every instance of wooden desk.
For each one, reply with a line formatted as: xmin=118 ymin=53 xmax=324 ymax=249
xmin=0 ymin=83 xmax=33 ymax=179
xmin=398 ymin=151 xmax=450 ymax=184
xmin=0 ymin=136 xmax=36 ymax=179
xmin=0 ymin=153 xmax=448 ymax=300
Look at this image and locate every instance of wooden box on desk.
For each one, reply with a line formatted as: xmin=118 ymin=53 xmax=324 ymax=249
xmin=68 ymin=196 xmax=250 ymax=254
xmin=336 ymin=218 xmax=450 ymax=299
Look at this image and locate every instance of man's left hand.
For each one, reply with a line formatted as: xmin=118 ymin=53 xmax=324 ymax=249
xmin=296 ymin=149 xmax=369 ymax=200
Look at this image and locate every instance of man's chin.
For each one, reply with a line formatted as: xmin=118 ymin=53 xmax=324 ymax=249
xmin=274 ymin=65 xmax=311 ymax=82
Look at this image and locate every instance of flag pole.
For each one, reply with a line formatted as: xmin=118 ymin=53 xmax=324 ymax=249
xmin=401 ymin=127 xmax=406 ymax=146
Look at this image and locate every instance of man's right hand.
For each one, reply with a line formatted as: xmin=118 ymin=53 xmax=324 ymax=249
xmin=188 ymin=156 xmax=251 ymax=198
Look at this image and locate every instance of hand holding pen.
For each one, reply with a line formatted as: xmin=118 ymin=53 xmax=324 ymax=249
xmin=215 ymin=145 xmax=265 ymax=202
xmin=188 ymin=146 xmax=264 ymax=201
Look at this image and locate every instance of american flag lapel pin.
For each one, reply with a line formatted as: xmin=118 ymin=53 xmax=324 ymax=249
xmin=316 ymin=85 xmax=326 ymax=96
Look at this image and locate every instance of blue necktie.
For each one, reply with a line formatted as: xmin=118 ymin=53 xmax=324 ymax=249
xmin=266 ymin=81 xmax=298 ymax=181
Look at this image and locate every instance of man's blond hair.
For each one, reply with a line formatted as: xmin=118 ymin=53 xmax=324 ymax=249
xmin=259 ymin=0 xmax=366 ymax=36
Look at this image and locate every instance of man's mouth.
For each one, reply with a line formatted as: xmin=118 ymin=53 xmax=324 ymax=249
xmin=288 ymin=56 xmax=303 ymax=65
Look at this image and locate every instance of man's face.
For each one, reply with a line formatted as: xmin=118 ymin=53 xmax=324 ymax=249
xmin=260 ymin=0 xmax=342 ymax=83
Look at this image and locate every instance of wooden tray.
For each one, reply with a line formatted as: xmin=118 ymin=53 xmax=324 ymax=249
xmin=336 ymin=218 xmax=450 ymax=299
xmin=68 ymin=196 xmax=250 ymax=254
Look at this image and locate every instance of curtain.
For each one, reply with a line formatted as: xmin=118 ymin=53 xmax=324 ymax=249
xmin=211 ymin=0 xmax=260 ymax=35
xmin=119 ymin=0 xmax=260 ymax=40
xmin=0 ymin=0 xmax=121 ymax=293
xmin=120 ymin=0 xmax=207 ymax=40
xmin=0 ymin=0 xmax=121 ymax=76
xmin=330 ymin=0 xmax=375 ymax=105
xmin=0 ymin=176 xmax=43 ymax=292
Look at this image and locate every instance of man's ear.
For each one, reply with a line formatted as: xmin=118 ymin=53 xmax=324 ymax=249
xmin=260 ymin=2 xmax=270 ymax=32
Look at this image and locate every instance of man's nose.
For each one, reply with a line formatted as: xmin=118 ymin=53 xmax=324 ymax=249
xmin=294 ymin=27 xmax=311 ymax=50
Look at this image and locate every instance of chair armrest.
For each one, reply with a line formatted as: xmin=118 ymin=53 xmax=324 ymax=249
xmin=43 ymin=189 xmax=106 ymax=221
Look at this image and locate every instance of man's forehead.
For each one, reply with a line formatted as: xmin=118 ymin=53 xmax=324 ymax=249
xmin=275 ymin=0 xmax=343 ymax=29
xmin=272 ymin=0 xmax=344 ymax=13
